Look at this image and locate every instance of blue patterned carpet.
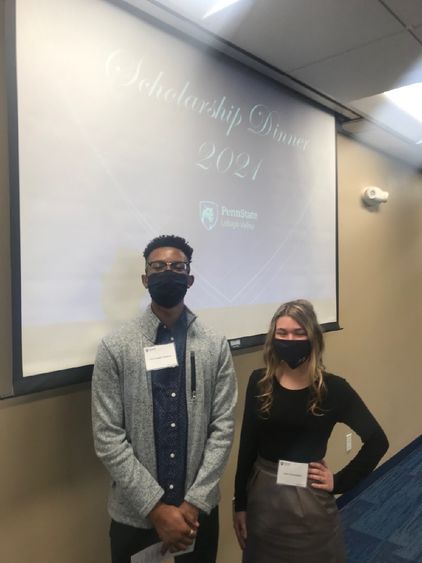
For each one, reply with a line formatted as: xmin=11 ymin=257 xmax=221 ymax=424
xmin=339 ymin=440 xmax=422 ymax=562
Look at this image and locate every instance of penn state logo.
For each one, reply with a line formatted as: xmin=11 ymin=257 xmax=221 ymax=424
xmin=200 ymin=201 xmax=219 ymax=231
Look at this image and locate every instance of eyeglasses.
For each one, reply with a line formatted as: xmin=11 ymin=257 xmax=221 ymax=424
xmin=147 ymin=260 xmax=190 ymax=273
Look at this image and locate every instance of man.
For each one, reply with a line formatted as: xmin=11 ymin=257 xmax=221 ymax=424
xmin=92 ymin=234 xmax=237 ymax=563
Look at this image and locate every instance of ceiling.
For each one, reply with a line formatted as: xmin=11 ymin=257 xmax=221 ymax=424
xmin=125 ymin=0 xmax=422 ymax=169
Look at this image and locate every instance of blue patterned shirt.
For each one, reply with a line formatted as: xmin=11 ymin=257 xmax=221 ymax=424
xmin=152 ymin=310 xmax=188 ymax=506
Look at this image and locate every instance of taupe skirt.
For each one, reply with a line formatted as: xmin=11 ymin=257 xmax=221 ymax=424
xmin=243 ymin=457 xmax=346 ymax=563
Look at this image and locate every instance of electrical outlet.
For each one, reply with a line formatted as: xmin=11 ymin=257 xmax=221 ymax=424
xmin=346 ymin=433 xmax=352 ymax=452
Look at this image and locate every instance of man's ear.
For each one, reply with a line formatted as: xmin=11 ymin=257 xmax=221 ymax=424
xmin=187 ymin=275 xmax=194 ymax=288
xmin=141 ymin=274 xmax=148 ymax=289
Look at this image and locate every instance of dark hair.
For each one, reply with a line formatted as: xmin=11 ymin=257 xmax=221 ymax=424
xmin=143 ymin=234 xmax=193 ymax=262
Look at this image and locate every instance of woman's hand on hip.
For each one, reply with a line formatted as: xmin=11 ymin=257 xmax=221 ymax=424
xmin=233 ymin=511 xmax=247 ymax=550
xmin=308 ymin=459 xmax=334 ymax=492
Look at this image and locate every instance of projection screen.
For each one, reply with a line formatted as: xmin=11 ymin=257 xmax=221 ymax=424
xmin=6 ymin=0 xmax=338 ymax=396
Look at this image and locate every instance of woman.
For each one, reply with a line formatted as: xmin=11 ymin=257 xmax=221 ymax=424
xmin=233 ymin=299 xmax=388 ymax=563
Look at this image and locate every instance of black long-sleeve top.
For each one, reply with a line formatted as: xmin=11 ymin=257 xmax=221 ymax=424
xmin=234 ymin=369 xmax=389 ymax=512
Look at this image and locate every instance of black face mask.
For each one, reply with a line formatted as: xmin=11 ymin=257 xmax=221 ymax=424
xmin=272 ymin=339 xmax=311 ymax=369
xmin=147 ymin=271 xmax=189 ymax=309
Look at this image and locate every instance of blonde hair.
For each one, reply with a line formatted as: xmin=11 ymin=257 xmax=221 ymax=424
xmin=258 ymin=299 xmax=326 ymax=416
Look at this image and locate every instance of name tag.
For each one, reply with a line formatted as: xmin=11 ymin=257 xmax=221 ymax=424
xmin=144 ymin=343 xmax=178 ymax=371
xmin=276 ymin=460 xmax=308 ymax=488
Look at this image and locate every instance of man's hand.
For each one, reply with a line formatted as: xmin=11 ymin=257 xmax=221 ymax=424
xmin=179 ymin=501 xmax=200 ymax=531
xmin=149 ymin=502 xmax=194 ymax=554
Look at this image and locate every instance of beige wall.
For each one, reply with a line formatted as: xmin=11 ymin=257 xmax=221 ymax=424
xmin=219 ymin=136 xmax=422 ymax=562
xmin=1 ymin=4 xmax=422 ymax=560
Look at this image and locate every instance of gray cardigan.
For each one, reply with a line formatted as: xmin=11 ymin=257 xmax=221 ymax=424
xmin=91 ymin=306 xmax=237 ymax=528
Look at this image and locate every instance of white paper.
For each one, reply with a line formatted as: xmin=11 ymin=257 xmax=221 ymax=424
xmin=144 ymin=343 xmax=178 ymax=371
xmin=131 ymin=542 xmax=165 ymax=563
xmin=276 ymin=460 xmax=308 ymax=488
xmin=131 ymin=541 xmax=195 ymax=563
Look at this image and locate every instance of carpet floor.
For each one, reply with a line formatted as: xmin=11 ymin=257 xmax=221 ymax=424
xmin=339 ymin=440 xmax=422 ymax=562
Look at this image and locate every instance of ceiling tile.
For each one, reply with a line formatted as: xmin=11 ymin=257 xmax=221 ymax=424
xmin=382 ymin=0 xmax=422 ymax=27
xmin=413 ymin=23 xmax=422 ymax=42
xmin=290 ymin=31 xmax=422 ymax=102
xmin=202 ymin=0 xmax=403 ymax=70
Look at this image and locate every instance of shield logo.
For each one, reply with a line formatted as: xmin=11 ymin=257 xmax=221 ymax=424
xmin=199 ymin=201 xmax=219 ymax=231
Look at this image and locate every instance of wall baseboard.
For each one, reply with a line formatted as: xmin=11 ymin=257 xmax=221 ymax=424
xmin=337 ymin=434 xmax=422 ymax=509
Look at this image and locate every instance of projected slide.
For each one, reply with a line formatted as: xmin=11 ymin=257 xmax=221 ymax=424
xmin=13 ymin=0 xmax=337 ymax=378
